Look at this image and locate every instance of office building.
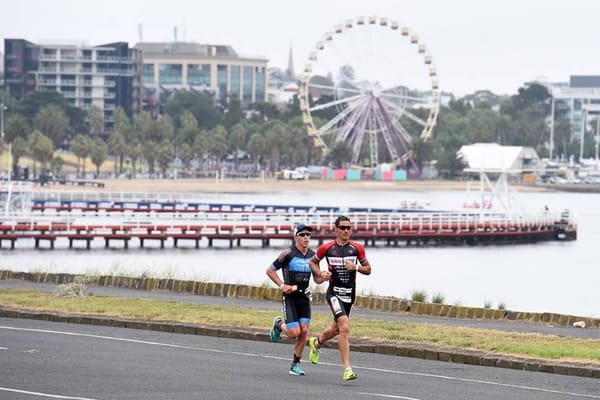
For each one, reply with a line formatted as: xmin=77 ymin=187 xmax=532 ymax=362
xmin=134 ymin=42 xmax=268 ymax=111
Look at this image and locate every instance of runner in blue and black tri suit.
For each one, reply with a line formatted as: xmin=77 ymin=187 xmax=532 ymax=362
xmin=308 ymin=215 xmax=372 ymax=381
xmin=266 ymin=223 xmax=327 ymax=376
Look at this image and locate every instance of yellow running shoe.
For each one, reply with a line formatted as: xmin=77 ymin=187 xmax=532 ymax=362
xmin=308 ymin=336 xmax=320 ymax=364
xmin=343 ymin=367 xmax=357 ymax=381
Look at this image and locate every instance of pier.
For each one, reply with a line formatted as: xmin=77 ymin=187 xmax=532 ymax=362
xmin=0 ymin=209 xmax=577 ymax=250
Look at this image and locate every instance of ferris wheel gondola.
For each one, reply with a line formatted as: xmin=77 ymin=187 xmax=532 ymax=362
xmin=299 ymin=16 xmax=441 ymax=173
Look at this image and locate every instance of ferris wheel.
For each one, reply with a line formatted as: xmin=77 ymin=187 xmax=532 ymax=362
xmin=299 ymin=16 xmax=440 ymax=172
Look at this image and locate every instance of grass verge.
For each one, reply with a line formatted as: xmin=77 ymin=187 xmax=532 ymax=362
xmin=1 ymin=288 xmax=599 ymax=365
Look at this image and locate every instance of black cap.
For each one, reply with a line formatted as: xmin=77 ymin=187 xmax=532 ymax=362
xmin=294 ymin=224 xmax=313 ymax=235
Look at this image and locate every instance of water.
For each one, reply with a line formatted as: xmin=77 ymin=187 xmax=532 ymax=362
xmin=1 ymin=188 xmax=598 ymax=318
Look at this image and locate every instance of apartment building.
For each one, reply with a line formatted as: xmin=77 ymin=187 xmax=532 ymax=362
xmin=547 ymin=76 xmax=600 ymax=141
xmin=134 ymin=41 xmax=268 ymax=111
xmin=3 ymin=39 xmax=142 ymax=132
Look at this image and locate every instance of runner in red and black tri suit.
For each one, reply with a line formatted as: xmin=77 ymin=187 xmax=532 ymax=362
xmin=308 ymin=215 xmax=372 ymax=381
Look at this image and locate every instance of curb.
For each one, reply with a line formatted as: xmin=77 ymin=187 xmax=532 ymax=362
xmin=1 ymin=270 xmax=599 ymax=328
xmin=1 ymin=305 xmax=598 ymax=379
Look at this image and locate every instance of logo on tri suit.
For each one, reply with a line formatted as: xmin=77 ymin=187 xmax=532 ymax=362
xmin=330 ymin=295 xmax=343 ymax=314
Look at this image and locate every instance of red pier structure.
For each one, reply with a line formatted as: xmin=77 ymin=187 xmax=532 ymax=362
xmin=0 ymin=210 xmax=577 ymax=250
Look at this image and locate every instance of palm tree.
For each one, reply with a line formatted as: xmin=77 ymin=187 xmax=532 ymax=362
xmin=90 ymin=138 xmax=108 ymax=176
xmin=264 ymin=120 xmax=287 ymax=172
xmin=88 ymin=105 xmax=104 ymax=137
xmin=107 ymin=131 xmax=127 ymax=175
xmin=71 ymin=134 xmax=92 ymax=178
xmin=229 ymin=122 xmax=247 ymax=171
xmin=33 ymin=104 xmax=69 ymax=146
xmin=28 ymin=130 xmax=54 ymax=179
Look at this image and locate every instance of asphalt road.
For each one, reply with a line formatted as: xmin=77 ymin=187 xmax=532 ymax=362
xmin=1 ymin=318 xmax=599 ymax=400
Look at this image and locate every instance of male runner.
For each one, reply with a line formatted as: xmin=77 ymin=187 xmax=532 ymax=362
xmin=308 ymin=215 xmax=372 ymax=381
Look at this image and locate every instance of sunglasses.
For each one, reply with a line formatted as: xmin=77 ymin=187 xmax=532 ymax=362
xmin=297 ymin=232 xmax=311 ymax=237
xmin=337 ymin=225 xmax=352 ymax=231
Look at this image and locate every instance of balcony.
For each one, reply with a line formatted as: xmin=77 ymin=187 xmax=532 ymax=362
xmin=97 ymin=68 xmax=120 ymax=75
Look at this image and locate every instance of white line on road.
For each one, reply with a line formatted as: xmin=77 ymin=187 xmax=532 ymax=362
xmin=359 ymin=393 xmax=422 ymax=400
xmin=1 ymin=325 xmax=598 ymax=399
xmin=0 ymin=346 xmax=7 ymax=350
xmin=0 ymin=387 xmax=99 ymax=400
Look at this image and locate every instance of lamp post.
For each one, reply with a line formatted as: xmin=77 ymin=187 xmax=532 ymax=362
xmin=549 ymin=96 xmax=555 ymax=160
xmin=0 ymin=102 xmax=7 ymax=180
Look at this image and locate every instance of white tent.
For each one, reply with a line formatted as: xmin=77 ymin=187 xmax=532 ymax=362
xmin=457 ymin=143 xmax=542 ymax=173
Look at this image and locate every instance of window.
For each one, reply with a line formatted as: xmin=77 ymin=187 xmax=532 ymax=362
xmin=243 ymin=66 xmax=253 ymax=107
xmin=255 ymin=66 xmax=265 ymax=102
xmin=188 ymin=64 xmax=210 ymax=86
xmin=143 ymin=64 xmax=155 ymax=84
xmin=159 ymin=64 xmax=182 ymax=84
xmin=230 ymin=65 xmax=241 ymax=99
xmin=217 ymin=65 xmax=228 ymax=104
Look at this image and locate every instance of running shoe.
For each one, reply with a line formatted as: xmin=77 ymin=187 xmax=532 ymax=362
xmin=343 ymin=367 xmax=357 ymax=381
xmin=289 ymin=362 xmax=305 ymax=376
xmin=308 ymin=336 xmax=320 ymax=364
xmin=270 ymin=316 xmax=282 ymax=343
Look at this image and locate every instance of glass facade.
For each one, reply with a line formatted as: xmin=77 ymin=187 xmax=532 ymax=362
xmin=143 ymin=64 xmax=154 ymax=84
xmin=217 ymin=64 xmax=228 ymax=103
xmin=243 ymin=66 xmax=253 ymax=107
xmin=159 ymin=64 xmax=182 ymax=84
xmin=255 ymin=66 xmax=265 ymax=103
xmin=187 ymin=64 xmax=211 ymax=86
xmin=230 ymin=65 xmax=241 ymax=99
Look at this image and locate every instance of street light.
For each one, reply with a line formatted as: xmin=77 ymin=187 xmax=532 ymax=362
xmin=0 ymin=102 xmax=7 ymax=179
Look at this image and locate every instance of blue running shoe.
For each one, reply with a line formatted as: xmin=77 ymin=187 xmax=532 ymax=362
xmin=289 ymin=362 xmax=305 ymax=376
xmin=270 ymin=316 xmax=282 ymax=343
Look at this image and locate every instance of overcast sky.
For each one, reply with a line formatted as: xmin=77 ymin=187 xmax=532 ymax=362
xmin=1 ymin=0 xmax=599 ymax=96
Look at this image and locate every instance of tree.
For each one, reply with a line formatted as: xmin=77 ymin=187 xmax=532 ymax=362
xmin=70 ymin=134 xmax=92 ymax=178
xmin=156 ymin=140 xmax=174 ymax=177
xmin=247 ymin=131 xmax=266 ymax=167
xmin=10 ymin=136 xmax=28 ymax=178
xmin=128 ymin=141 xmax=143 ymax=178
xmin=263 ymin=120 xmax=287 ymax=171
xmin=553 ymin=117 xmax=572 ymax=160
xmin=107 ymin=131 xmax=127 ymax=175
xmin=51 ymin=156 xmax=65 ymax=179
xmin=90 ymin=138 xmax=108 ymax=176
xmin=193 ymin=131 xmax=209 ymax=170
xmin=326 ymin=141 xmax=353 ymax=168
xmin=33 ymin=104 xmax=69 ymax=146
xmin=88 ymin=105 xmax=104 ymax=136
xmin=4 ymin=114 xmax=31 ymax=142
xmin=178 ymin=143 xmax=194 ymax=171
xmin=229 ymin=122 xmax=247 ymax=169
xmin=28 ymin=130 xmax=54 ymax=178
xmin=164 ymin=91 xmax=222 ymax=130
xmin=207 ymin=125 xmax=229 ymax=169
xmin=248 ymin=102 xmax=281 ymax=121
xmin=224 ymin=98 xmax=243 ymax=128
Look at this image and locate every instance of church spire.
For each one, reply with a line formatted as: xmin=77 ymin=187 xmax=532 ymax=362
xmin=286 ymin=44 xmax=296 ymax=80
